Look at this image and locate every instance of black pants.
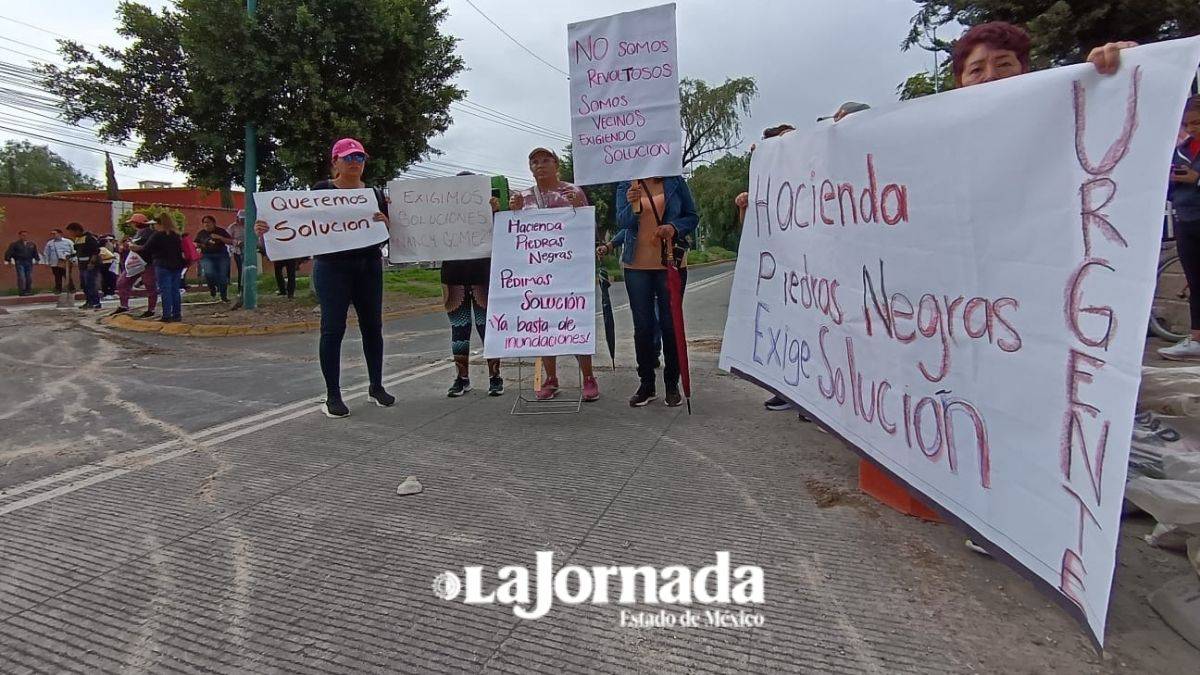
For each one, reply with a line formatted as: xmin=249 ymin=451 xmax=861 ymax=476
xmin=312 ymin=254 xmax=384 ymax=397
xmin=51 ymin=267 xmax=67 ymax=293
xmin=624 ymin=268 xmax=687 ymax=389
xmin=1175 ymin=220 xmax=1200 ymax=330
xmin=274 ymin=259 xmax=299 ymax=298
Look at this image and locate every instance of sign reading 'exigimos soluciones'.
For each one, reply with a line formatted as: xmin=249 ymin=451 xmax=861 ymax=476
xmin=254 ymin=188 xmax=387 ymax=260
xmin=567 ymin=3 xmax=682 ymax=186
xmin=719 ymin=38 xmax=1200 ymax=646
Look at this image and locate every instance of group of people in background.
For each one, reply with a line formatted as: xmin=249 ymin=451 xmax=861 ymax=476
xmin=7 ymin=22 xmax=1188 ymax=425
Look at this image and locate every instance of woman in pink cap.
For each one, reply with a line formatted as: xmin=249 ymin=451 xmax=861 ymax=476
xmin=256 ymin=138 xmax=393 ymax=418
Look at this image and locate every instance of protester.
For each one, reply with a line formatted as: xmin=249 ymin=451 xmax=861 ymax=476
xmin=510 ymin=147 xmax=600 ymax=402
xmin=64 ymin=222 xmax=103 ymax=309
xmin=3 ymin=231 xmax=39 ymax=296
xmin=42 ymin=229 xmax=75 ymax=294
xmin=99 ymin=237 xmax=119 ymax=298
xmin=113 ymin=214 xmax=153 ymax=316
xmin=444 ymin=172 xmax=503 ymax=397
xmin=273 ymin=256 xmax=301 ymax=299
xmin=132 ymin=213 xmax=186 ymax=322
xmin=230 ymin=210 xmax=245 ymax=289
xmin=1159 ymin=95 xmax=1200 ymax=360
xmin=194 ymin=214 xmax=233 ymax=302
xmin=603 ymin=176 xmax=698 ymax=407
xmin=255 ymin=137 xmax=394 ymax=418
xmin=733 ymin=124 xmax=798 ymax=412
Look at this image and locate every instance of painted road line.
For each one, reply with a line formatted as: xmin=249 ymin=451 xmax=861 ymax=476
xmin=0 ymin=357 xmax=459 ymax=502
xmin=0 ymin=360 xmax=457 ymax=517
xmin=0 ymin=271 xmax=736 ymax=515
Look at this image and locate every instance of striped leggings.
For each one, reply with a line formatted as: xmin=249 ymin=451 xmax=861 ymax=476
xmin=445 ymin=284 xmax=487 ymax=356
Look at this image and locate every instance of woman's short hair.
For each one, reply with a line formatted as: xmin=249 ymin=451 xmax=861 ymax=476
xmin=952 ymin=22 xmax=1032 ymax=81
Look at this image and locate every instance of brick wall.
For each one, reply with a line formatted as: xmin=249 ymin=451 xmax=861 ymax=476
xmin=0 ymin=194 xmax=237 ymax=293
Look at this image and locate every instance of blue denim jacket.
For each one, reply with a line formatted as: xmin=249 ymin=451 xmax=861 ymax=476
xmin=1170 ymin=140 xmax=1200 ymax=223
xmin=613 ymin=176 xmax=699 ymax=265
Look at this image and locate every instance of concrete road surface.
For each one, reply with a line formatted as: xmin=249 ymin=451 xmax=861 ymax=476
xmin=0 ymin=261 xmax=1194 ymax=673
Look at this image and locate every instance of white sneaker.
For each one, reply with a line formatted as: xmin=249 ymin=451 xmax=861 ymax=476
xmin=1158 ymin=338 xmax=1200 ymax=361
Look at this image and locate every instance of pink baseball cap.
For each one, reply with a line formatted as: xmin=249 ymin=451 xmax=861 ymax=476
xmin=331 ymin=138 xmax=368 ymax=160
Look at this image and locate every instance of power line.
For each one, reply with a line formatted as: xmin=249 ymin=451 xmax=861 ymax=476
xmin=0 ymin=14 xmax=101 ymax=50
xmin=0 ymin=34 xmax=60 ymax=59
xmin=450 ymin=103 xmax=569 ymax=144
xmin=461 ymin=0 xmax=568 ymax=78
xmin=457 ymin=98 xmax=568 ymax=139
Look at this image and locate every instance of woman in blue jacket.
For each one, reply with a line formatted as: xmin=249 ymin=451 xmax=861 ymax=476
xmin=599 ymin=176 xmax=699 ymax=407
xmin=1160 ymin=95 xmax=1200 ymax=360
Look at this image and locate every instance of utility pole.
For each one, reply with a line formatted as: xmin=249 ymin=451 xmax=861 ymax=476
xmin=241 ymin=0 xmax=260 ymax=309
xmin=932 ymin=25 xmax=941 ymax=94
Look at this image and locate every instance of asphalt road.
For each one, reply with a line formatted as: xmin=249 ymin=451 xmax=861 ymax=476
xmin=0 ymin=259 xmax=1195 ymax=673
xmin=0 ymin=262 xmax=735 ymax=489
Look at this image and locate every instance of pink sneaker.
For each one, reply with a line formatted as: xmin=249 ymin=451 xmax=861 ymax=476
xmin=582 ymin=376 xmax=600 ymax=402
xmin=536 ymin=377 xmax=559 ymax=400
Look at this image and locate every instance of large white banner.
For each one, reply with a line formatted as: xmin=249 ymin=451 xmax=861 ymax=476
xmin=719 ymin=38 xmax=1200 ymax=646
xmin=386 ymin=175 xmax=493 ymax=263
xmin=484 ymin=207 xmax=596 ymax=358
xmin=255 ymin=188 xmax=386 ymax=260
xmin=567 ymin=3 xmax=682 ymax=186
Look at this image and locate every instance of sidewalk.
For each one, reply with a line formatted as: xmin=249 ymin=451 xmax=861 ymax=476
xmin=0 ymin=344 xmax=1193 ymax=672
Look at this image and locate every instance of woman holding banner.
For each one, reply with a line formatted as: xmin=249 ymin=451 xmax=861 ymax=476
xmin=510 ymin=147 xmax=601 ymax=402
xmin=255 ymin=138 xmax=393 ymax=418
xmin=601 ymin=176 xmax=698 ymax=407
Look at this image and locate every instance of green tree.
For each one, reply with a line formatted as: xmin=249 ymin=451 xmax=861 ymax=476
xmin=687 ymin=152 xmax=751 ymax=251
xmin=0 ymin=141 xmax=99 ymax=193
xmin=116 ymin=205 xmax=185 ymax=237
xmin=680 ymin=77 xmax=757 ymax=168
xmin=40 ymin=0 xmax=464 ymax=192
xmin=898 ymin=62 xmax=956 ymax=100
xmin=903 ymin=1 xmax=1200 ymax=69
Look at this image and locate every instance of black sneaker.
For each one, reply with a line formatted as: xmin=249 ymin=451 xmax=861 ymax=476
xmin=488 ymin=376 xmax=504 ymax=396
xmin=78 ymin=302 xmax=91 ymax=309
xmin=322 ymin=397 xmax=350 ymax=418
xmin=665 ymin=389 xmax=683 ymax=407
xmin=764 ymin=395 xmax=792 ymax=411
xmin=110 ymin=307 xmax=129 ymax=315
xmin=139 ymin=310 xmax=155 ymax=319
xmin=447 ymin=377 xmax=471 ymax=398
xmin=629 ymin=386 xmax=657 ymax=407
xmin=369 ymin=386 xmax=395 ymax=407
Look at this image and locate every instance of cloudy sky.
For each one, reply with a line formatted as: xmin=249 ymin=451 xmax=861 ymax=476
xmin=0 ymin=0 xmax=942 ymax=190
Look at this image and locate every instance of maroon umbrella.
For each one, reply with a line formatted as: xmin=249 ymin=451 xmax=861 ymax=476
xmin=663 ymin=237 xmax=691 ymax=413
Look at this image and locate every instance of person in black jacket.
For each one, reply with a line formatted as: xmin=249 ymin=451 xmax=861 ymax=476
xmin=64 ymin=222 xmax=102 ymax=309
xmin=256 ymin=137 xmax=394 ymax=418
xmin=133 ymin=213 xmax=186 ymax=322
xmin=3 ymin=231 xmax=39 ymax=296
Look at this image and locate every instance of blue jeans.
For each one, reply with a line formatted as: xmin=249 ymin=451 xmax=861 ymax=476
xmin=312 ymin=254 xmax=384 ymax=396
xmin=79 ymin=261 xmax=101 ymax=307
xmin=156 ymin=265 xmax=182 ymax=320
xmin=13 ymin=260 xmax=33 ymax=294
xmin=200 ymin=253 xmax=230 ymax=298
xmin=624 ymin=268 xmax=687 ymax=389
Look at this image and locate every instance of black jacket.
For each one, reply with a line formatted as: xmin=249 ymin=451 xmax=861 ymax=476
xmin=3 ymin=240 xmax=38 ymax=263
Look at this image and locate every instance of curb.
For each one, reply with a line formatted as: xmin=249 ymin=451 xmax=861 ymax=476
xmin=101 ymin=301 xmax=443 ymax=337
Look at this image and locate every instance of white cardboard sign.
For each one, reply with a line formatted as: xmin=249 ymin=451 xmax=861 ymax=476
xmin=386 ymin=175 xmax=493 ymax=263
xmin=718 ymin=38 xmax=1200 ymax=646
xmin=254 ymin=188 xmax=386 ymax=260
xmin=567 ymin=3 xmax=682 ymax=186
xmin=484 ymin=207 xmax=597 ymax=358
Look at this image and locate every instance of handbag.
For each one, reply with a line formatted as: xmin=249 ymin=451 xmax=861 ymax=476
xmin=124 ymin=252 xmax=146 ymax=276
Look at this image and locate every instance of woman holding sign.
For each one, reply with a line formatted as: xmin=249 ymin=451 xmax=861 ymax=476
xmin=511 ymin=147 xmax=601 ymax=402
xmin=444 ymin=171 xmax=504 ymax=397
xmin=256 ymin=138 xmax=393 ymax=418
xmin=601 ymin=176 xmax=698 ymax=407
